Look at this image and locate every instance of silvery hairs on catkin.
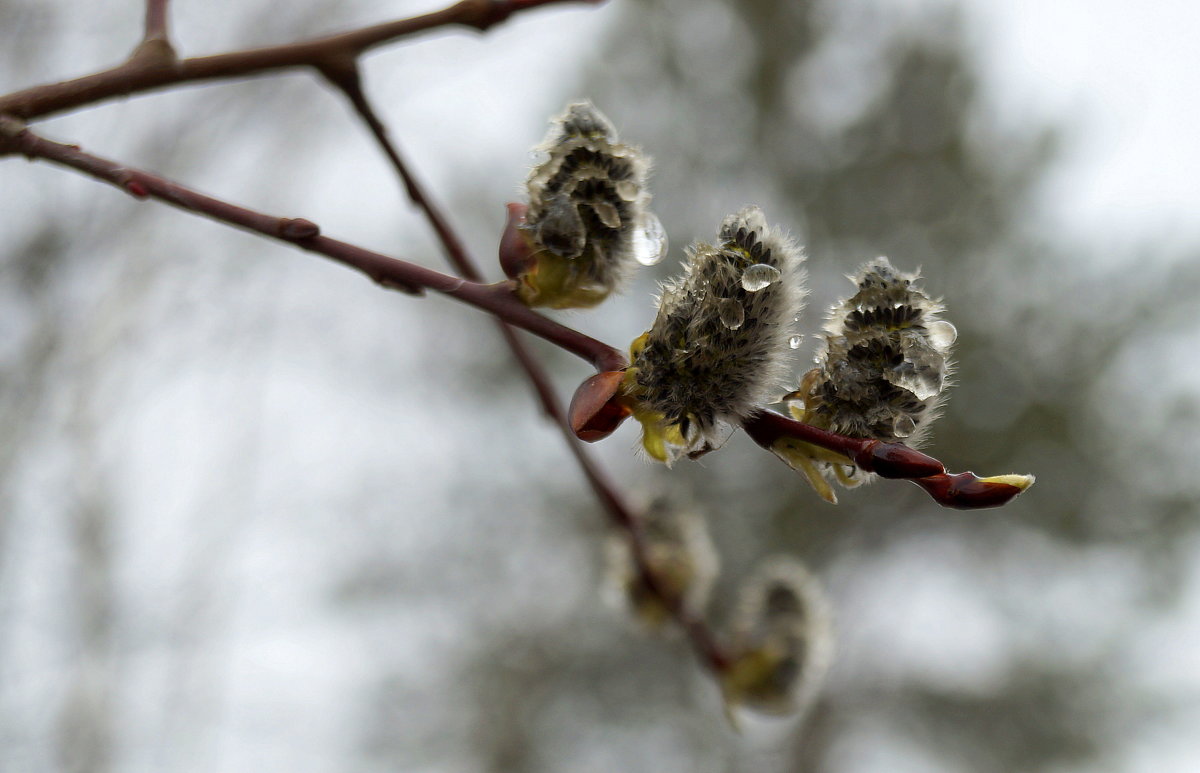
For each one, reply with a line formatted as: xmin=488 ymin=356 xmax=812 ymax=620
xmin=522 ymin=100 xmax=659 ymax=295
xmin=800 ymin=257 xmax=957 ymax=451
xmin=633 ymin=206 xmax=807 ymax=451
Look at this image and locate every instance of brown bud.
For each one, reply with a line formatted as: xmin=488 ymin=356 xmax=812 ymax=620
xmin=568 ymin=370 xmax=631 ymax=442
xmin=914 ymin=471 xmax=1035 ymax=509
xmin=278 ymin=217 xmax=320 ymax=240
xmin=498 ymin=202 xmax=534 ymax=280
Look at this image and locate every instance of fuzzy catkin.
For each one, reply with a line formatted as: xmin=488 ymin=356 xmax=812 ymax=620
xmin=724 ymin=557 xmax=833 ymax=715
xmin=605 ymin=497 xmax=718 ymax=627
xmin=799 ymin=257 xmax=955 ymax=448
xmin=522 ymin=101 xmax=660 ymax=299
xmin=631 ymin=206 xmax=807 ymax=453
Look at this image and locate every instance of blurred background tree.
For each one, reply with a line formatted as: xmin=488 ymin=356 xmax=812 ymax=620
xmin=2 ymin=0 xmax=1198 ymax=771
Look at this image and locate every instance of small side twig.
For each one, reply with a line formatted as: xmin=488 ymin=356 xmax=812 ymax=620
xmin=0 ymin=0 xmax=601 ymax=121
xmin=143 ymin=0 xmax=171 ymax=45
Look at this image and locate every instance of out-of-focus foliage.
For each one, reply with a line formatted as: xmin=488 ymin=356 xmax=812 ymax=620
xmin=2 ymin=0 xmax=1199 ymax=772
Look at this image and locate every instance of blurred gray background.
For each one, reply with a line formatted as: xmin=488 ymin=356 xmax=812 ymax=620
xmin=2 ymin=0 xmax=1199 ymax=771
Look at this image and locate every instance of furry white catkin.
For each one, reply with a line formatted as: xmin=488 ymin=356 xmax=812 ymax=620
xmin=516 ymin=101 xmax=664 ymax=308
xmin=784 ymin=257 xmax=956 ymax=496
xmin=803 ymin=257 xmax=955 ymax=443
xmin=628 ymin=206 xmax=807 ymax=461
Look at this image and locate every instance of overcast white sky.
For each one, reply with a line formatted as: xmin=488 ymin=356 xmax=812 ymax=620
xmin=969 ymin=0 xmax=1200 ymax=252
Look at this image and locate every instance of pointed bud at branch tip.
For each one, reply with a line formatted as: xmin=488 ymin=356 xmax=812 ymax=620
xmin=979 ymin=473 xmax=1036 ymax=491
xmin=914 ymin=471 xmax=1035 ymax=510
xmin=568 ymin=370 xmax=631 ymax=442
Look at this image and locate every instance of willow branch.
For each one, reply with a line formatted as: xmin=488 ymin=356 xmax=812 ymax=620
xmin=0 ymin=0 xmax=601 ymax=121
xmin=741 ymin=409 xmax=1033 ymax=510
xmin=324 ymin=68 xmax=731 ymax=673
xmin=0 ymin=118 xmax=625 ymax=372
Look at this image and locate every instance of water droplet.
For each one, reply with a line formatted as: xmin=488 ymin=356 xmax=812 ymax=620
xmin=788 ymin=334 xmax=804 ymax=349
xmin=615 ymin=180 xmax=639 ymax=201
xmin=718 ymin=298 xmax=745 ymax=330
xmin=928 ymin=320 xmax=958 ymax=350
xmin=696 ymin=420 xmax=739 ymax=456
xmin=888 ymin=364 xmax=942 ymax=401
xmin=740 ymin=263 xmax=781 ymax=292
xmin=591 ymin=201 xmax=621 ymax=229
xmin=893 ymin=415 xmax=917 ymax=438
xmin=631 ymin=211 xmax=668 ymax=266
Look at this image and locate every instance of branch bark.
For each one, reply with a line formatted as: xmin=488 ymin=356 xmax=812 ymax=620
xmin=0 ymin=117 xmax=626 ymax=373
xmin=0 ymin=0 xmax=599 ymax=121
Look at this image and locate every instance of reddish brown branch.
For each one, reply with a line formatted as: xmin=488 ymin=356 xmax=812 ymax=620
xmin=741 ymin=409 xmax=945 ymax=478
xmin=327 ymin=72 xmax=731 ymax=673
xmin=742 ymin=409 xmax=1033 ymax=510
xmin=318 ymin=62 xmax=479 ymax=283
xmin=0 ymin=0 xmax=601 ymax=121
xmin=0 ymin=118 xmax=625 ymax=372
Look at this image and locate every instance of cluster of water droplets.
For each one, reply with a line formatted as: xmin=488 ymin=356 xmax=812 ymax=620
xmin=714 ymin=262 xmax=785 ymax=330
xmin=882 ymin=320 xmax=959 ymax=401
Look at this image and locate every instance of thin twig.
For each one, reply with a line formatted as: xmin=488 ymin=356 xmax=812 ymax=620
xmin=0 ymin=0 xmax=601 ymax=121
xmin=143 ymin=0 xmax=171 ymax=45
xmin=741 ymin=409 xmax=1032 ymax=509
xmin=323 ymin=66 xmax=732 ymax=673
xmin=0 ymin=118 xmax=625 ymax=372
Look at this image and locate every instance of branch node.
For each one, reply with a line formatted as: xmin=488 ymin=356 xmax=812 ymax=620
xmin=115 ymin=170 xmax=151 ymax=199
xmin=0 ymin=115 xmax=28 ymax=157
xmin=128 ymin=38 xmax=178 ymax=70
xmin=462 ymin=0 xmax=514 ymax=31
xmin=374 ymin=276 xmax=425 ymax=296
xmin=277 ymin=217 xmax=321 ymax=240
xmin=313 ymin=54 xmax=363 ymax=97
